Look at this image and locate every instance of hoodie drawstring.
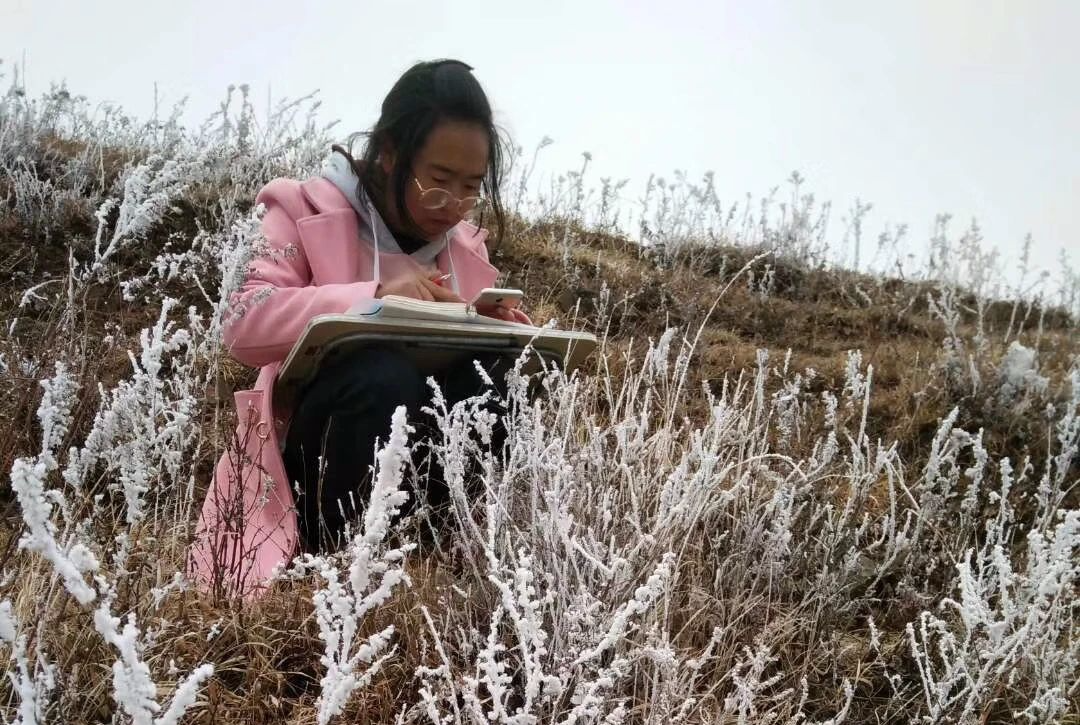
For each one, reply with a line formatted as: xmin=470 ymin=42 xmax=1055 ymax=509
xmin=367 ymin=196 xmax=463 ymax=295
xmin=445 ymin=230 xmax=460 ymax=295
xmin=366 ymin=196 xmax=381 ymax=286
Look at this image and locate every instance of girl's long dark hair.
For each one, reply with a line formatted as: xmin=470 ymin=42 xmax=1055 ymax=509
xmin=333 ymin=59 xmax=507 ymax=243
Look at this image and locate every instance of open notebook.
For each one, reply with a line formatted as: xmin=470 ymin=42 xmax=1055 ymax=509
xmin=275 ymin=298 xmax=598 ymax=409
xmin=347 ymin=295 xmax=524 ymax=325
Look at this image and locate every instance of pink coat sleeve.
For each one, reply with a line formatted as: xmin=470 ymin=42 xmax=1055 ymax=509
xmin=223 ymin=179 xmax=379 ymax=367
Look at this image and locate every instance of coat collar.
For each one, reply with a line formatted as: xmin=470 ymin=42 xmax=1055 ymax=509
xmin=300 ymin=177 xmax=352 ymax=214
xmin=299 ymin=177 xmax=490 ymax=252
xmin=294 ymin=177 xmax=498 ymax=293
xmin=300 ymin=173 xmax=494 ymax=253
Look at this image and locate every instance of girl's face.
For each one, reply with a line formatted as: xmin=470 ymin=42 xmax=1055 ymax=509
xmin=382 ymin=119 xmax=489 ymax=239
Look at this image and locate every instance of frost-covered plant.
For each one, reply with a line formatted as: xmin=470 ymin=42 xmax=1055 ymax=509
xmin=0 ymin=600 xmax=56 ymax=725
xmin=995 ymin=341 xmax=1049 ymax=412
xmin=1 ymin=155 xmax=90 ymax=240
xmin=62 ymin=298 xmax=201 ymax=531
xmin=402 ymin=338 xmax=899 ymax=723
xmin=308 ymin=406 xmax=416 ymax=725
xmin=92 ymin=603 xmax=214 ymax=725
xmin=9 ymin=349 xmax=214 ymax=724
xmin=85 ymin=154 xmax=203 ymax=280
xmin=926 ymin=284 xmax=973 ymax=392
xmin=7 ymin=270 xmax=219 ymax=721
xmin=3 ymin=66 xmax=1078 ymax=724
xmin=9 ymin=363 xmax=99 ymax=604
xmin=907 ymin=511 xmax=1079 ymax=723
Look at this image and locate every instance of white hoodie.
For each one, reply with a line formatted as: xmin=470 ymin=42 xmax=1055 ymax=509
xmin=320 ymin=150 xmax=448 ymax=275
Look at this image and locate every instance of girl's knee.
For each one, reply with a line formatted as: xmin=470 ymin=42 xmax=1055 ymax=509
xmin=303 ymin=345 xmax=426 ymax=414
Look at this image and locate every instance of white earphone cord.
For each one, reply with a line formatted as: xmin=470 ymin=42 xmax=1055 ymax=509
xmin=368 ymin=197 xmax=463 ymax=295
xmin=366 ymin=197 xmax=381 ymax=285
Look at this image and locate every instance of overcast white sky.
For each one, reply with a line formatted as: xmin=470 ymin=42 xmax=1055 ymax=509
xmin=3 ymin=0 xmax=1077 ymax=279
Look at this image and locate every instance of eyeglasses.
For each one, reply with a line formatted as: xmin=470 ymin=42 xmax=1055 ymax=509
xmin=414 ymin=177 xmax=486 ymax=215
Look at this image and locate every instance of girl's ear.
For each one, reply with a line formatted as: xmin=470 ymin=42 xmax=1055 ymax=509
xmin=379 ymin=142 xmax=395 ymax=175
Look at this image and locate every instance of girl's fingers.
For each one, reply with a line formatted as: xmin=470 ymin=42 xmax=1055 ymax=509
xmin=419 ymin=275 xmax=464 ymax=303
xmin=474 ymin=304 xmax=515 ymax=321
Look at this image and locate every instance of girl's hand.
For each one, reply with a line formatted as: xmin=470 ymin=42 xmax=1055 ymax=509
xmin=375 ymin=273 xmax=464 ymax=303
xmin=476 ymin=304 xmax=531 ymax=324
xmin=475 ymin=303 xmax=512 ymax=321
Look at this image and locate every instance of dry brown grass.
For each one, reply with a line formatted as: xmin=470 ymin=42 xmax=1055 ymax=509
xmin=496 ymin=219 xmax=1074 ymax=471
xmin=1 ymin=175 xmax=1076 ymax=723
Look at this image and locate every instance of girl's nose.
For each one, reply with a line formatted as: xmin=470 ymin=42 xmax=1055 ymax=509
xmin=436 ymin=201 xmax=465 ymax=226
xmin=442 ymin=205 xmax=464 ymax=225
xmin=448 ymin=197 xmax=468 ymax=215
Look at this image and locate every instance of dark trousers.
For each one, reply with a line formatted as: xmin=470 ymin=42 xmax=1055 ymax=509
xmin=282 ymin=345 xmax=513 ymax=552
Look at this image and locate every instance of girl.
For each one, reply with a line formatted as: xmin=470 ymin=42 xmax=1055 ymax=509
xmin=189 ymin=59 xmax=527 ymax=597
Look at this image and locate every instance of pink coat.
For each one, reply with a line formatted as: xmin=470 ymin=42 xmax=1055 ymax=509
xmin=188 ymin=176 xmax=511 ymax=597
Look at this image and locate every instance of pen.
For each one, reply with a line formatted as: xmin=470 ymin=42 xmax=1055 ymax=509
xmin=432 ymin=273 xmax=453 ymax=285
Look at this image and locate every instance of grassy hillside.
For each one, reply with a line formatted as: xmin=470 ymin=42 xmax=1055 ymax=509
xmin=1 ymin=83 xmax=1077 ymax=724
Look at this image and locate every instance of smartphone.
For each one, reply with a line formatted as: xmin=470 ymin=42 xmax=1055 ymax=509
xmin=470 ymin=287 xmax=524 ymax=310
